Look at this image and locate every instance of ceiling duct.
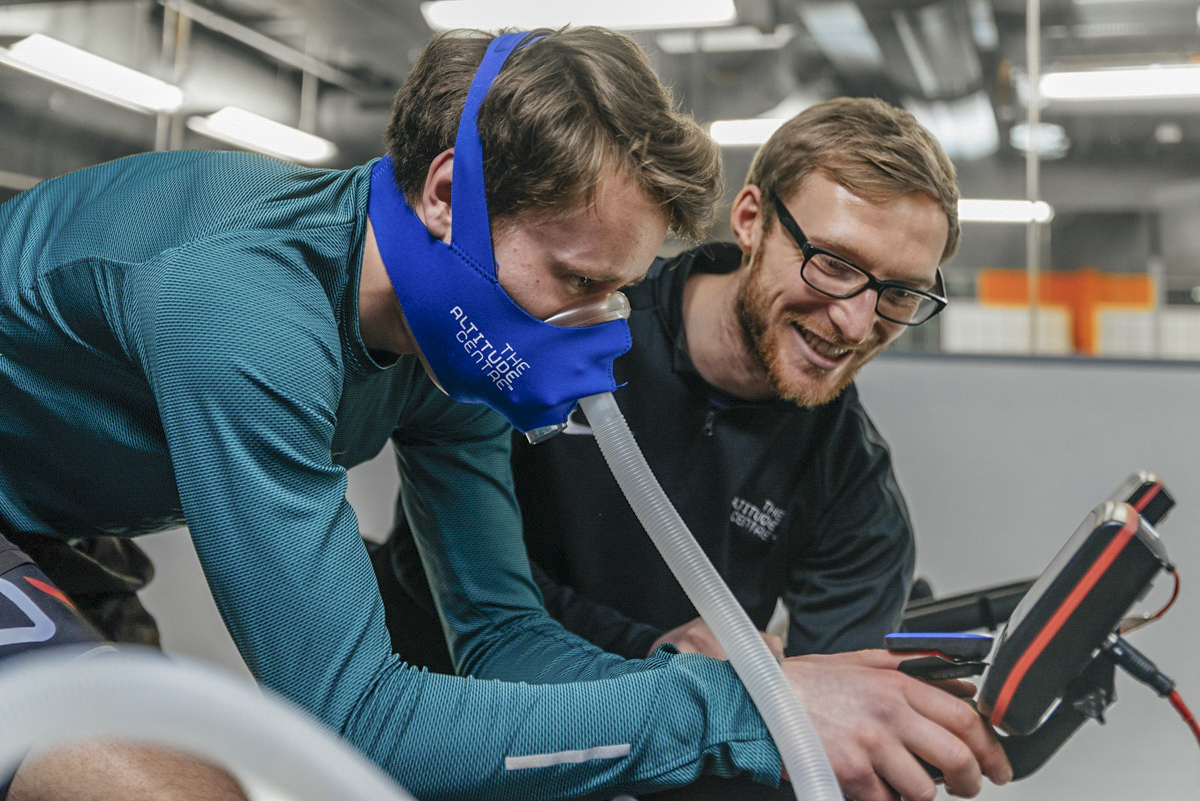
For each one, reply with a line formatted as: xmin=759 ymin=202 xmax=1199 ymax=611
xmin=795 ymin=1 xmax=885 ymax=76
xmin=904 ymin=90 xmax=1000 ymax=160
xmin=790 ymin=0 xmax=998 ymax=159
xmin=872 ymin=0 xmax=998 ymax=160
xmin=874 ymin=0 xmax=983 ymax=101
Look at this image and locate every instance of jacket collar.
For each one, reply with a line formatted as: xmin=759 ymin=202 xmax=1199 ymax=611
xmin=649 ymin=242 xmax=743 ymax=377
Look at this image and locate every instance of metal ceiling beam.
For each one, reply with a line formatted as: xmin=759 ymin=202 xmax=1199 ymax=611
xmin=159 ymin=0 xmax=371 ymax=95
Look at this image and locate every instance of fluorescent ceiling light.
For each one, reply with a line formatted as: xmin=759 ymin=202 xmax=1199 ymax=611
xmin=760 ymin=89 xmax=822 ymax=121
xmin=657 ymin=25 xmax=796 ymax=55
xmin=967 ymin=0 xmax=999 ymax=51
xmin=0 ymin=33 xmax=182 ymax=113
xmin=708 ymin=91 xmax=821 ymax=145
xmin=709 ymin=118 xmax=787 ymax=147
xmin=959 ymin=199 xmax=1054 ymax=224
xmin=1155 ymin=122 xmax=1183 ymax=144
xmin=187 ymin=107 xmax=337 ymax=165
xmin=420 ymin=0 xmax=737 ymax=32
xmin=1041 ymin=64 xmax=1200 ymax=101
xmin=1010 ymin=122 xmax=1070 ymax=159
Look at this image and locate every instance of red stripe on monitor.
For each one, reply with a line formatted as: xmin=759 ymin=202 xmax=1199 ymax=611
xmin=988 ymin=513 xmax=1138 ymax=727
xmin=1132 ymin=482 xmax=1161 ymax=513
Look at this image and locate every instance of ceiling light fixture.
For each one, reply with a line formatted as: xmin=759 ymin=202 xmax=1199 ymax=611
xmin=656 ymin=25 xmax=796 ymax=55
xmin=1041 ymin=64 xmax=1200 ymax=101
xmin=0 ymin=33 xmax=182 ymax=113
xmin=904 ymin=92 xmax=1000 ymax=161
xmin=708 ymin=118 xmax=788 ymax=147
xmin=1010 ymin=122 xmax=1070 ymax=159
xmin=187 ymin=107 xmax=337 ymax=165
xmin=1155 ymin=122 xmax=1183 ymax=144
xmin=959 ymin=199 xmax=1054 ymax=224
xmin=420 ymin=0 xmax=737 ymax=32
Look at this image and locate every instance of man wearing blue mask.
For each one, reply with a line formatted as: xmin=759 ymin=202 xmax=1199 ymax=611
xmin=0 ymin=27 xmax=1008 ymax=801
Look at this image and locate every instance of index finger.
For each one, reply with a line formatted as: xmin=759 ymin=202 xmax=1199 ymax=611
xmin=789 ymin=649 xmax=913 ymax=670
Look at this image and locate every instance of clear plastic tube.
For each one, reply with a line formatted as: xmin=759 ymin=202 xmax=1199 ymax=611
xmin=579 ymin=391 xmax=841 ymax=801
xmin=0 ymin=648 xmax=415 ymax=801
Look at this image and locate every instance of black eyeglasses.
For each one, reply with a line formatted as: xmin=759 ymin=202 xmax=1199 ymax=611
xmin=769 ymin=191 xmax=948 ymax=326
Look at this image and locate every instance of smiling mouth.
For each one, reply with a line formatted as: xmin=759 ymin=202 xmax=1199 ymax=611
xmin=796 ymin=324 xmax=852 ymax=361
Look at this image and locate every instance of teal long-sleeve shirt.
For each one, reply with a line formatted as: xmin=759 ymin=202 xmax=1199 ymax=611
xmin=0 ymin=151 xmax=779 ymax=799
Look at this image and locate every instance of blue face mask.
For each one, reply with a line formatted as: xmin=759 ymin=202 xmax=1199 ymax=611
xmin=368 ymin=32 xmax=633 ymax=434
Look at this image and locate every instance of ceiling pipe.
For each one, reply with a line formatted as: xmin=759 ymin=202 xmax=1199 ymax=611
xmin=159 ymin=0 xmax=373 ymax=98
xmin=1027 ymin=0 xmax=1043 ymax=354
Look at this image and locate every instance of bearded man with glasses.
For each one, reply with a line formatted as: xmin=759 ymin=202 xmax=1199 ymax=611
xmin=726 ymin=107 xmax=955 ymax=410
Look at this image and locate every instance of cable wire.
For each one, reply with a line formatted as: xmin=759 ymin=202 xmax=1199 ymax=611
xmin=1149 ymin=569 xmax=1180 ymax=621
xmin=1168 ymin=689 xmax=1200 ymax=749
xmin=1120 ymin=568 xmax=1181 ymax=634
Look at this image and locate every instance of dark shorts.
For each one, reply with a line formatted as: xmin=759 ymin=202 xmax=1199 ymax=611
xmin=0 ymin=523 xmax=161 ymax=799
xmin=0 ymin=527 xmax=159 ymax=648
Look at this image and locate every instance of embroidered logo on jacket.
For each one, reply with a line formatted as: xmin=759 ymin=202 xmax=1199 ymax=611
xmin=729 ymin=497 xmax=785 ymax=543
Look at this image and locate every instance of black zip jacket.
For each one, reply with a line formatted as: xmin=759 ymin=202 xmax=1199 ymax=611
xmin=514 ymin=242 xmax=916 ymax=659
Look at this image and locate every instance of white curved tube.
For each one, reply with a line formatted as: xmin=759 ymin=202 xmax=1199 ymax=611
xmin=579 ymin=391 xmax=841 ymax=801
xmin=0 ymin=648 xmax=415 ymax=801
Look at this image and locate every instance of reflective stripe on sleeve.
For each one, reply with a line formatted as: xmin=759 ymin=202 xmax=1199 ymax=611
xmin=505 ymin=743 xmax=631 ymax=770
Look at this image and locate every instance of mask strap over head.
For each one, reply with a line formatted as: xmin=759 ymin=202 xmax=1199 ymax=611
xmin=447 ymin=31 xmax=536 ymax=272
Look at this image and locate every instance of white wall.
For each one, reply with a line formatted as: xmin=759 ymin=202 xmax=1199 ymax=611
xmin=138 ymin=352 xmax=1200 ymax=799
xmin=856 ymin=353 xmax=1200 ymax=800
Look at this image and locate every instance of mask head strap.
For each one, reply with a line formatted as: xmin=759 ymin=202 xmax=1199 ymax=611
xmin=450 ymin=31 xmax=539 ymax=274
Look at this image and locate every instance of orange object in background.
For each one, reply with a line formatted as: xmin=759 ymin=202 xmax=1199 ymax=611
xmin=978 ymin=269 xmax=1155 ymax=354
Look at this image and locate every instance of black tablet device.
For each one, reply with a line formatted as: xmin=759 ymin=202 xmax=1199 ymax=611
xmin=1107 ymin=470 xmax=1174 ymax=525
xmin=977 ymin=501 xmax=1171 ymax=736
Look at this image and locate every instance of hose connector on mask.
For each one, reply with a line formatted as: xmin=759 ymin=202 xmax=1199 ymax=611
xmin=524 ymin=291 xmax=631 ymax=444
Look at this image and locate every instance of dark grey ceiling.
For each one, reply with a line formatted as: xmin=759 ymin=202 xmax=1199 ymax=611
xmin=4 ymin=0 xmax=1200 ymax=297
xmin=3 ymin=0 xmax=1200 ymax=212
